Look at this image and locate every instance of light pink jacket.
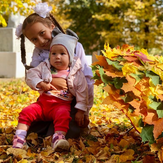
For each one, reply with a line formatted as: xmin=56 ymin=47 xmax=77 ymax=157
xmin=30 ymin=42 xmax=94 ymax=110
xmin=26 ymin=57 xmax=89 ymax=115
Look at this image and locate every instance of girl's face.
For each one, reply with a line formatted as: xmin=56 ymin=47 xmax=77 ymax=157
xmin=24 ymin=22 xmax=55 ymax=50
xmin=50 ymin=44 xmax=70 ymax=70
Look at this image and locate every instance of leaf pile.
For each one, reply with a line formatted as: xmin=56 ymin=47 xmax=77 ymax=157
xmin=92 ymin=43 xmax=163 ymax=161
xmin=0 ymin=78 xmax=160 ymax=162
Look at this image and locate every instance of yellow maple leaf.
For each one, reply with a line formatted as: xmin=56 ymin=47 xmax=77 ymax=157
xmin=122 ymin=63 xmax=137 ymax=76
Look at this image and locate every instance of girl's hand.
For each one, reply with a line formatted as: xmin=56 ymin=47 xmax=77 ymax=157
xmin=51 ymin=78 xmax=68 ymax=90
xmin=36 ymin=81 xmax=56 ymax=92
xmin=75 ymin=110 xmax=85 ymax=127
xmin=82 ymin=115 xmax=90 ymax=128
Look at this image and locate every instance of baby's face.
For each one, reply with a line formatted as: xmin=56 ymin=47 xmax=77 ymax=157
xmin=50 ymin=44 xmax=70 ymax=70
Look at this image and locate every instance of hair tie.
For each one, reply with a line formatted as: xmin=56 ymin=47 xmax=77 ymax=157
xmin=33 ymin=2 xmax=52 ymax=18
xmin=15 ymin=23 xmax=23 ymax=39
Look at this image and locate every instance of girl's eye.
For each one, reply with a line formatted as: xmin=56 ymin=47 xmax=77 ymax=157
xmin=40 ymin=31 xmax=45 ymax=35
xmin=61 ymin=53 xmax=65 ymax=55
xmin=52 ymin=53 xmax=56 ymax=55
xmin=31 ymin=38 xmax=37 ymax=43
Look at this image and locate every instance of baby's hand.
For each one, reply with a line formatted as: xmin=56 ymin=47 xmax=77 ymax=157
xmin=37 ymin=81 xmax=56 ymax=92
xmin=75 ymin=110 xmax=85 ymax=127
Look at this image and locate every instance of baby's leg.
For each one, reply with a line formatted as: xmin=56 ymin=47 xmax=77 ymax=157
xmin=50 ymin=100 xmax=71 ymax=151
xmin=13 ymin=123 xmax=29 ymax=148
xmin=17 ymin=122 xmax=29 ymax=130
xmin=13 ymin=102 xmax=43 ymax=148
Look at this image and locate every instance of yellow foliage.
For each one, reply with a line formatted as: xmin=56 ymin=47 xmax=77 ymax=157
xmin=0 ymin=79 xmax=39 ymax=128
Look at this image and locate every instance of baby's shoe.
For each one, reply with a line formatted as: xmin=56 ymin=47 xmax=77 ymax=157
xmin=52 ymin=132 xmax=69 ymax=151
xmin=12 ymin=135 xmax=26 ymax=148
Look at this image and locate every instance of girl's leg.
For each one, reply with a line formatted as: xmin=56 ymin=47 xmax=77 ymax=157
xmin=27 ymin=121 xmax=53 ymax=137
xmin=66 ymin=98 xmax=81 ymax=138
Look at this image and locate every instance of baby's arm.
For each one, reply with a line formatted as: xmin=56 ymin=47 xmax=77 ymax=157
xmin=26 ymin=62 xmax=54 ymax=91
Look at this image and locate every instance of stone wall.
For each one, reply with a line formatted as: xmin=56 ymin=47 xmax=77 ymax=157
xmin=0 ymin=27 xmax=34 ymax=78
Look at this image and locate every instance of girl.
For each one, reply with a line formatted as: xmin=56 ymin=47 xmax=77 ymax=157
xmin=15 ymin=2 xmax=94 ymax=139
xmin=13 ymin=29 xmax=89 ymax=151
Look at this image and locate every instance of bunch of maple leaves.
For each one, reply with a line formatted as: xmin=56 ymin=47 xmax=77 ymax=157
xmin=92 ymin=43 xmax=163 ymax=162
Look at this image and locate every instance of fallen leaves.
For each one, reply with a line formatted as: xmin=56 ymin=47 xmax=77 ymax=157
xmin=0 ymin=79 xmax=39 ymax=128
xmin=0 ymin=78 xmax=161 ymax=162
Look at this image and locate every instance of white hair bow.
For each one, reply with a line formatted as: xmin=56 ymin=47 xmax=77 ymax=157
xmin=33 ymin=2 xmax=52 ymax=18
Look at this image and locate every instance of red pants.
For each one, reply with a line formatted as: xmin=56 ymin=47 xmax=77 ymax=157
xmin=18 ymin=94 xmax=72 ymax=133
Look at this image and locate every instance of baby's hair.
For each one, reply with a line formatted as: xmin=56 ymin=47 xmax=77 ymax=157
xmin=20 ymin=13 xmax=64 ymax=70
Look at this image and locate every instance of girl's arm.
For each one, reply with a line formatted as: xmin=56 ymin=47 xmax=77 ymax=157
xmin=30 ymin=48 xmax=43 ymax=67
xmin=51 ymin=78 xmax=68 ymax=90
xmin=73 ymin=69 xmax=89 ymax=127
xmin=75 ymin=42 xmax=94 ymax=111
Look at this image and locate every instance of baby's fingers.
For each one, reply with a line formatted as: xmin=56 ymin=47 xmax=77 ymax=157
xmin=50 ymin=84 xmax=57 ymax=90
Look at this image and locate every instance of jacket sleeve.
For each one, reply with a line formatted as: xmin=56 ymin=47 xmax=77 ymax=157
xmin=72 ymin=70 xmax=89 ymax=115
xmin=30 ymin=48 xmax=42 ymax=67
xmin=26 ymin=62 xmax=52 ymax=90
xmin=75 ymin=42 xmax=94 ymax=110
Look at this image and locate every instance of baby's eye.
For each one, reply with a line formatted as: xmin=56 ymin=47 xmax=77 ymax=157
xmin=52 ymin=53 xmax=56 ymax=55
xmin=61 ymin=53 xmax=65 ymax=55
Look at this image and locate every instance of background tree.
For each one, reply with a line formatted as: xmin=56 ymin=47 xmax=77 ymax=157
xmin=2 ymin=0 xmax=163 ymax=55
xmin=57 ymin=0 xmax=163 ymax=55
xmin=57 ymin=0 xmax=105 ymax=54
xmin=0 ymin=0 xmax=69 ymax=31
xmin=47 ymin=0 xmax=71 ymax=30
